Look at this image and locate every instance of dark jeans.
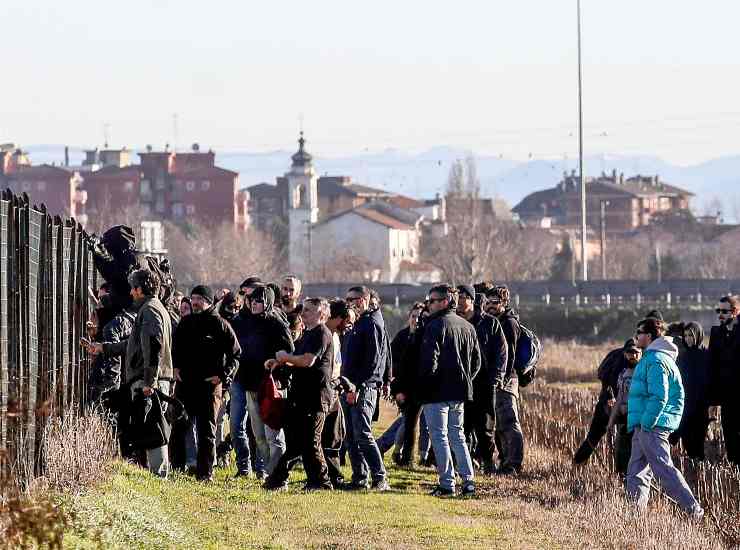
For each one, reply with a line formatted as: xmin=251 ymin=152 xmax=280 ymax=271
xmin=614 ymin=423 xmax=633 ymax=474
xmin=267 ymin=406 xmax=331 ymax=488
xmin=468 ymin=384 xmax=497 ymax=465
xmin=400 ymin=400 xmax=423 ymax=465
xmin=342 ymin=387 xmax=386 ymax=485
xmin=186 ymin=382 xmax=222 ymax=479
xmin=721 ymin=401 xmax=740 ymax=466
xmin=574 ymin=390 xmax=611 ymax=463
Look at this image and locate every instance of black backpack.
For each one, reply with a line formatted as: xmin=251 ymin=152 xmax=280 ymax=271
xmin=514 ymin=324 xmax=541 ymax=387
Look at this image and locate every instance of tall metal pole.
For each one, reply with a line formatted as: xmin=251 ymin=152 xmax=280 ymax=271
xmin=577 ymin=0 xmax=588 ymax=281
xmin=600 ymin=200 xmax=608 ymax=280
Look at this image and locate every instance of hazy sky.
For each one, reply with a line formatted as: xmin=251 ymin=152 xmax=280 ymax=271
xmin=1 ymin=1 xmax=739 ymax=164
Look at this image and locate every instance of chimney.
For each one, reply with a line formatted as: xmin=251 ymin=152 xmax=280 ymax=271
xmin=612 ymin=168 xmax=617 ymax=181
xmin=655 ymin=174 xmax=660 ymax=186
xmin=619 ymin=173 xmax=624 ymax=185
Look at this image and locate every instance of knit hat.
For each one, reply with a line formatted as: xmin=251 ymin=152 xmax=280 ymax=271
xmin=239 ymin=276 xmax=262 ymax=289
xmin=457 ymin=285 xmax=476 ymax=301
xmin=190 ymin=285 xmax=214 ymax=304
xmin=645 ymin=309 xmax=664 ymax=321
xmin=622 ymin=338 xmax=639 ymax=353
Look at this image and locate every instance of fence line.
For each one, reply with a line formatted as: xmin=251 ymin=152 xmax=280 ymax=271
xmin=0 ymin=189 xmax=96 ymax=481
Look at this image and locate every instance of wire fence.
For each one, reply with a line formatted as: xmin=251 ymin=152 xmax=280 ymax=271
xmin=0 ymin=189 xmax=96 ymax=482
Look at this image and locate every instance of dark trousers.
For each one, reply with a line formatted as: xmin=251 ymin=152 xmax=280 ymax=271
xmin=721 ymin=401 xmax=740 ymax=466
xmin=400 ymin=400 xmax=423 ymax=465
xmin=573 ymin=390 xmax=610 ymax=463
xmin=187 ymin=383 xmax=222 ymax=479
xmin=267 ymin=406 xmax=331 ymax=488
xmin=322 ymin=396 xmax=345 ymax=487
xmin=677 ymin=412 xmax=710 ymax=461
xmin=469 ymin=385 xmax=496 ymax=465
xmin=614 ymin=423 xmax=633 ymax=474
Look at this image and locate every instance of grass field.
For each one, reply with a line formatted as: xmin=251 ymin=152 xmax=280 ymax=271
xmin=59 ymin=340 xmax=738 ymax=549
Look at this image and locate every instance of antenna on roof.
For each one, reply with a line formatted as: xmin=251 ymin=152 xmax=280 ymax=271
xmin=173 ymin=113 xmax=179 ymax=153
xmin=103 ymin=122 xmax=111 ymax=149
xmin=298 ymin=112 xmax=304 ymax=135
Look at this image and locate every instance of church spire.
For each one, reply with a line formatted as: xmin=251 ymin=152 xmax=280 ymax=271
xmin=291 ymin=131 xmax=313 ymax=168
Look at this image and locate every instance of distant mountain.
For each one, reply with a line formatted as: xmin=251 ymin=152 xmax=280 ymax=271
xmin=20 ymin=144 xmax=740 ymax=221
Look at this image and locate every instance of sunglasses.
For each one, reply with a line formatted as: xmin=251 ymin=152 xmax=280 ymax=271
xmin=635 ymin=330 xmax=647 ymax=336
xmin=716 ymin=308 xmax=733 ymax=314
xmin=346 ymin=296 xmax=363 ymax=303
xmin=428 ymin=297 xmax=446 ymax=304
xmin=251 ymin=299 xmax=265 ymax=305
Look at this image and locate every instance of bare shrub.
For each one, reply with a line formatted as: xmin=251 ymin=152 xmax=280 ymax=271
xmin=0 ymin=488 xmax=71 ymax=550
xmin=41 ymin=408 xmax=117 ymax=494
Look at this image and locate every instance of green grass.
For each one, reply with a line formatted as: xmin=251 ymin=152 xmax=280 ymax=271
xmin=62 ymin=405 xmax=557 ymax=550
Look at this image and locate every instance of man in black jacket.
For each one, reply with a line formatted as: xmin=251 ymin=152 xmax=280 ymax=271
xmin=341 ymin=285 xmax=389 ymax=491
xmin=456 ymin=285 xmax=508 ymax=474
xmin=172 ymin=285 xmax=241 ymax=481
xmin=263 ymin=298 xmax=335 ymax=491
xmin=230 ymin=284 xmax=294 ymax=478
xmin=485 ymin=285 xmax=524 ymax=474
xmin=420 ymin=284 xmax=481 ymax=497
xmin=708 ymin=294 xmax=740 ymax=466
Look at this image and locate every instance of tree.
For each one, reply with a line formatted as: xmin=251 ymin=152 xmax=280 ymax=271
xmin=550 ymin=236 xmax=574 ymax=282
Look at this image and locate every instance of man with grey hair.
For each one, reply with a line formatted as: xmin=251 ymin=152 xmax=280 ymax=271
xmin=263 ymin=297 xmax=336 ymax=491
xmin=90 ymin=268 xmax=174 ymax=477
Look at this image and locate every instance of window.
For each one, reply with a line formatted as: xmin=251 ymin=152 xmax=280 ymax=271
xmin=124 ymin=181 xmax=134 ymax=191
xmin=186 ymin=204 xmax=196 ymax=215
xmin=201 ymin=180 xmax=211 ymax=191
xmin=186 ymin=181 xmax=195 ymax=191
xmin=155 ymin=197 xmax=165 ymax=213
xmin=172 ymin=203 xmax=184 ymax=219
xmin=37 ymin=181 xmax=46 ymax=191
xmin=140 ymin=180 xmax=151 ymax=196
xmin=21 ymin=181 xmax=31 ymax=192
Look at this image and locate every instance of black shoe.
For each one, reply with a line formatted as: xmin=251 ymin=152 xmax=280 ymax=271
xmin=304 ymin=483 xmax=333 ymax=492
xmin=371 ymin=479 xmax=391 ymax=492
xmin=461 ymin=483 xmax=476 ymax=497
xmin=429 ymin=485 xmax=455 ymax=498
xmin=341 ymin=481 xmax=369 ymax=491
xmin=573 ymin=440 xmax=595 ymax=465
xmin=196 ymin=474 xmax=215 ymax=483
xmin=234 ymin=470 xmax=253 ymax=479
xmin=262 ymin=480 xmax=288 ymax=491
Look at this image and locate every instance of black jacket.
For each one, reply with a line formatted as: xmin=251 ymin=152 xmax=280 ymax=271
xmin=418 ymin=309 xmax=481 ymax=404
xmin=676 ymin=341 xmax=710 ymax=421
xmin=390 ymin=326 xmax=416 ymax=398
xmin=172 ymin=304 xmax=241 ymax=388
xmin=469 ymin=311 xmax=508 ymax=388
xmin=707 ymin=323 xmax=740 ymax=405
xmin=495 ymin=308 xmax=521 ymax=395
xmin=231 ymin=288 xmax=294 ymax=392
xmin=597 ymin=347 xmax=628 ymax=401
xmin=342 ymin=308 xmax=388 ymax=387
xmin=88 ymin=309 xmax=135 ymax=403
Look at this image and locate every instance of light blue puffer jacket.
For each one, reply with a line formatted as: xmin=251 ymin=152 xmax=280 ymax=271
xmin=626 ymin=336 xmax=684 ymax=433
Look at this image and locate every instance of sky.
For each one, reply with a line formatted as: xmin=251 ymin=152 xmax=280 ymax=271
xmin=1 ymin=0 xmax=739 ymax=164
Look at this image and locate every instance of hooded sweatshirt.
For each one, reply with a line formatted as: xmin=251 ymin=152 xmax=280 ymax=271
xmin=495 ymin=307 xmax=521 ymax=395
xmin=231 ymin=286 xmax=294 ymax=391
xmin=675 ymin=322 xmax=710 ymax=419
xmin=627 ymin=336 xmax=685 ymax=433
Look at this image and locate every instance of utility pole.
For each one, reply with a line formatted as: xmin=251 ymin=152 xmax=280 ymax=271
xmin=569 ymin=232 xmax=577 ymax=286
xmin=655 ymin=241 xmax=662 ymax=284
xmin=600 ymin=200 xmax=609 ymax=279
xmin=577 ymin=0 xmax=588 ymax=281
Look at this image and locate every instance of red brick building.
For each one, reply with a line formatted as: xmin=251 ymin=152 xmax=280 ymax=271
xmin=1 ymin=145 xmax=87 ymax=223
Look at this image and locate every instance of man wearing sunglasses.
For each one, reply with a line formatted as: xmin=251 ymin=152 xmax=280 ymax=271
xmin=625 ymin=317 xmax=703 ymax=518
xmin=708 ymin=294 xmax=740 ymax=466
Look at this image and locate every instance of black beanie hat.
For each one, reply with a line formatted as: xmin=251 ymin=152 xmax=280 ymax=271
xmin=191 ymin=285 xmax=214 ymax=304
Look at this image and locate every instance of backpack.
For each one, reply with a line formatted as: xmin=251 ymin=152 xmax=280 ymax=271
xmin=514 ymin=324 xmax=541 ymax=387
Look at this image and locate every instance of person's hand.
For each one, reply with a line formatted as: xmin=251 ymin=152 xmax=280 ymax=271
xmin=142 ymin=386 xmax=154 ymax=397
xmin=174 ymin=368 xmax=183 ymax=382
xmin=204 ymin=376 xmax=220 ymax=386
xmin=275 ymin=350 xmax=289 ymax=363
xmin=81 ymin=338 xmax=103 ymax=355
xmin=345 ymin=391 xmax=357 ymax=406
xmin=395 ymin=392 xmax=406 ymax=406
xmin=382 ymin=383 xmax=391 ymax=399
xmin=264 ymin=359 xmax=280 ymax=371
xmin=607 ymin=398 xmax=616 ymax=408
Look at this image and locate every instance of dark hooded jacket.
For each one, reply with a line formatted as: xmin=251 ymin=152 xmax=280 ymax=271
xmin=172 ymin=302 xmax=241 ymax=390
xmin=469 ymin=311 xmax=508 ymax=388
xmin=231 ymin=286 xmax=294 ymax=392
xmin=88 ymin=308 xmax=135 ymax=403
xmin=708 ymin=320 xmax=740 ymax=404
xmin=342 ymin=307 xmax=388 ymax=387
xmin=495 ymin=307 xmax=521 ymax=395
xmin=676 ymin=322 xmax=710 ymax=419
xmin=418 ymin=308 xmax=481 ymax=404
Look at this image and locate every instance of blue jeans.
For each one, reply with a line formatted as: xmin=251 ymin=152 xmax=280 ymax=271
xmin=625 ymin=427 xmax=703 ymax=516
xmin=342 ymin=387 xmax=386 ymax=486
xmin=246 ymin=390 xmax=285 ymax=475
xmin=377 ymin=414 xmax=405 ymax=454
xmin=229 ymin=380 xmax=265 ymax=474
xmin=424 ymin=401 xmax=474 ymax=491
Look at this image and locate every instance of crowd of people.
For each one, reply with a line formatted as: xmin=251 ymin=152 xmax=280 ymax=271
xmin=82 ymin=252 xmax=739 ymax=513
xmin=83 ymin=271 xmax=530 ymax=497
xmin=573 ymin=300 xmax=740 ymax=519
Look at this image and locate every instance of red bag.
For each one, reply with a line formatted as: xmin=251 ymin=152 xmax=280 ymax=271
xmin=258 ymin=373 xmax=287 ymax=430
